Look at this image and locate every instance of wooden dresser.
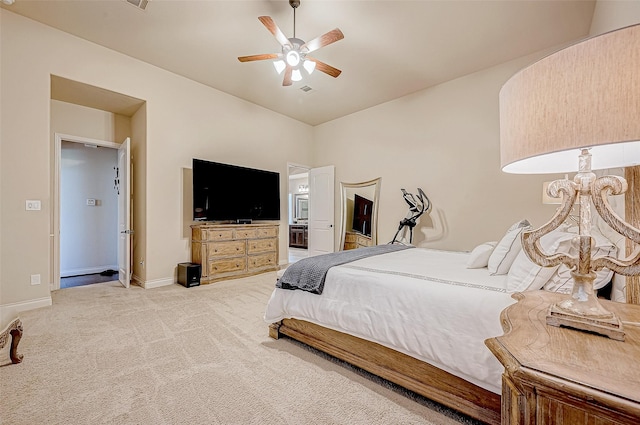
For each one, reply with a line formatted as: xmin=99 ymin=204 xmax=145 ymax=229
xmin=486 ymin=291 xmax=640 ymax=425
xmin=191 ymin=223 xmax=279 ymax=284
xmin=343 ymin=231 xmax=373 ymax=250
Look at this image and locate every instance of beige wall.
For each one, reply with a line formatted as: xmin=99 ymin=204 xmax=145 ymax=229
xmin=315 ymin=52 xmax=564 ymax=251
xmin=315 ymin=1 xmax=640 ymax=252
xmin=590 ymin=0 xmax=640 ymax=36
xmin=51 ymin=100 xmax=130 ymax=143
xmin=0 ymin=10 xmax=313 ymax=324
xmin=131 ymin=103 xmax=148 ymax=284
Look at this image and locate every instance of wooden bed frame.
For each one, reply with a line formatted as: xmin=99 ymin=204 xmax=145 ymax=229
xmin=269 ymin=277 xmax=640 ymax=425
xmin=269 ymin=318 xmax=501 ymax=425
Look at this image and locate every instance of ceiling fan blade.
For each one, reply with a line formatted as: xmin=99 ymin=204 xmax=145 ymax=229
xmin=301 ymin=29 xmax=344 ymax=53
xmin=258 ymin=16 xmax=292 ymax=48
xmin=238 ymin=53 xmax=280 ymax=63
xmin=306 ymin=57 xmax=342 ymax=78
xmin=282 ymin=65 xmax=293 ymax=86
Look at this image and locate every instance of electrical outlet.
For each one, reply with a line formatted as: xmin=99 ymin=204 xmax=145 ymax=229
xmin=30 ymin=274 xmax=41 ymax=285
xmin=26 ymin=200 xmax=41 ymax=211
xmin=86 ymin=198 xmax=96 ymax=206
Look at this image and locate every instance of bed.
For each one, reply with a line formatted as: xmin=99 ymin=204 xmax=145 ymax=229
xmin=264 ymin=220 xmax=625 ymax=425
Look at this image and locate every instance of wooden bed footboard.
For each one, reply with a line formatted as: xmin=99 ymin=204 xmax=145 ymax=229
xmin=270 ymin=318 xmax=501 ymax=425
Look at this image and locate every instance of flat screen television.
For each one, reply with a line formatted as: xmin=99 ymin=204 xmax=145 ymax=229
xmin=352 ymin=194 xmax=373 ymax=236
xmin=192 ymin=158 xmax=280 ymax=222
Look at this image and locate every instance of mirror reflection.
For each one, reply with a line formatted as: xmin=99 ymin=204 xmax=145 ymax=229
xmin=339 ymin=178 xmax=381 ymax=250
xmin=293 ymin=193 xmax=308 ymax=221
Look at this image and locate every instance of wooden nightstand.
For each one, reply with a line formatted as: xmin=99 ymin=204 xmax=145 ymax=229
xmin=486 ymin=291 xmax=640 ymax=425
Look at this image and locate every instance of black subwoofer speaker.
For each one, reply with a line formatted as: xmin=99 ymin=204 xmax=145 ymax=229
xmin=177 ymin=262 xmax=201 ymax=288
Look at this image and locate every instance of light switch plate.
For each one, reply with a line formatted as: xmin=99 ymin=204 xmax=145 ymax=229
xmin=26 ymin=200 xmax=41 ymax=211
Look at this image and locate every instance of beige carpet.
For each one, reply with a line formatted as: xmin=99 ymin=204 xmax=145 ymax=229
xmin=0 ymin=273 xmax=480 ymax=425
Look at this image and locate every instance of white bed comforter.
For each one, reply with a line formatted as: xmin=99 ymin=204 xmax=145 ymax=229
xmin=264 ymin=248 xmax=517 ymax=394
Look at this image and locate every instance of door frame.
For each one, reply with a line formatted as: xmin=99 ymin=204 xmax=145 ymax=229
xmin=52 ymin=133 xmax=121 ymax=290
xmin=287 ymin=162 xmax=311 ymax=262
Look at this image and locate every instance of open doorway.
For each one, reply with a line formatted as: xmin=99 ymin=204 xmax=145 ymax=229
xmin=50 ymin=77 xmax=143 ymax=290
xmin=288 ymin=163 xmax=310 ymax=264
xmin=57 ymin=137 xmax=121 ymax=288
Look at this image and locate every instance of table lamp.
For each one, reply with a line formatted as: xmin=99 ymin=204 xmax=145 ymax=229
xmin=500 ymin=23 xmax=640 ymax=341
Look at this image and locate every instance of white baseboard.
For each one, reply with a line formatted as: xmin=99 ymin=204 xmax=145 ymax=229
xmin=131 ymin=274 xmax=174 ymax=289
xmin=61 ymin=264 xmax=118 ymax=278
xmin=0 ymin=296 xmax=52 ymax=327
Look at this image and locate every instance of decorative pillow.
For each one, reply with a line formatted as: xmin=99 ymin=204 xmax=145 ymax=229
xmin=488 ymin=219 xmax=531 ymax=275
xmin=506 ymin=229 xmax=575 ymax=293
xmin=466 ymin=241 xmax=497 ymax=269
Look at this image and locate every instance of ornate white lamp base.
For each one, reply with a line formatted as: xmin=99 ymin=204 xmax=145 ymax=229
xmin=546 ymin=305 xmax=624 ymax=341
xmin=521 ymin=149 xmax=637 ymax=342
xmin=546 ymin=267 xmax=625 ymax=341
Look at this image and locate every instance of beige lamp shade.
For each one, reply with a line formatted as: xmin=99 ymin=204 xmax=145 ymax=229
xmin=500 ymin=23 xmax=640 ymax=174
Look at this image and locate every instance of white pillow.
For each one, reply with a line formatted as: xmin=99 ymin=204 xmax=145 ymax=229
xmin=466 ymin=241 xmax=497 ymax=269
xmin=507 ymin=251 xmax=559 ymax=293
xmin=506 ymin=230 xmax=575 ymax=293
xmin=488 ymin=219 xmax=531 ymax=275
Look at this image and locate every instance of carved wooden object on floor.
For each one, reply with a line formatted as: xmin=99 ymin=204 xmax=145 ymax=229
xmin=486 ymin=291 xmax=640 ymax=425
xmin=0 ymin=318 xmax=24 ymax=364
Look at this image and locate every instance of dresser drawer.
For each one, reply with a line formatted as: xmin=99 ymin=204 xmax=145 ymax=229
xmin=256 ymin=227 xmax=278 ymax=238
xmin=235 ymin=228 xmax=257 ymax=239
xmin=344 ymin=233 xmax=357 ymax=243
xmin=248 ymin=238 xmax=277 ymax=254
xmin=356 ymin=235 xmax=372 ymax=247
xmin=248 ymin=253 xmax=277 ymax=270
xmin=206 ymin=229 xmax=234 ymax=241
xmin=208 ymin=240 xmax=245 ymax=257
xmin=209 ymin=258 xmax=246 ymax=274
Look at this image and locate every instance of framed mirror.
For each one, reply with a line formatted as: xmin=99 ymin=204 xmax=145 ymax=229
xmin=339 ymin=177 xmax=381 ymax=250
xmin=293 ymin=193 xmax=308 ymax=222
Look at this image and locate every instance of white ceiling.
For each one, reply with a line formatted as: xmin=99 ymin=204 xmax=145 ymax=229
xmin=1 ymin=0 xmax=596 ymax=125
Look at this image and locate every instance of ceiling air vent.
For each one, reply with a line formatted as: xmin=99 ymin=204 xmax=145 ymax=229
xmin=125 ymin=0 xmax=150 ymax=11
xmin=300 ymin=85 xmax=313 ymax=93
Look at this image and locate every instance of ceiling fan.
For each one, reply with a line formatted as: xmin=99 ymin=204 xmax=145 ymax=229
xmin=238 ymin=0 xmax=344 ymax=86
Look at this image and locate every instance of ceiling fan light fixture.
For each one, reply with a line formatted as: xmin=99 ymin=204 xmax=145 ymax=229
xmin=286 ymin=50 xmax=300 ymax=67
xmin=303 ymin=59 xmax=315 ymax=74
xmin=273 ymin=60 xmax=286 ymax=74
xmin=238 ymin=1 xmax=343 ymax=87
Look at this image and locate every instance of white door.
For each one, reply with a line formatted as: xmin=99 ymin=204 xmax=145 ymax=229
xmin=308 ymin=165 xmax=335 ymax=256
xmin=117 ymin=138 xmax=132 ymax=288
